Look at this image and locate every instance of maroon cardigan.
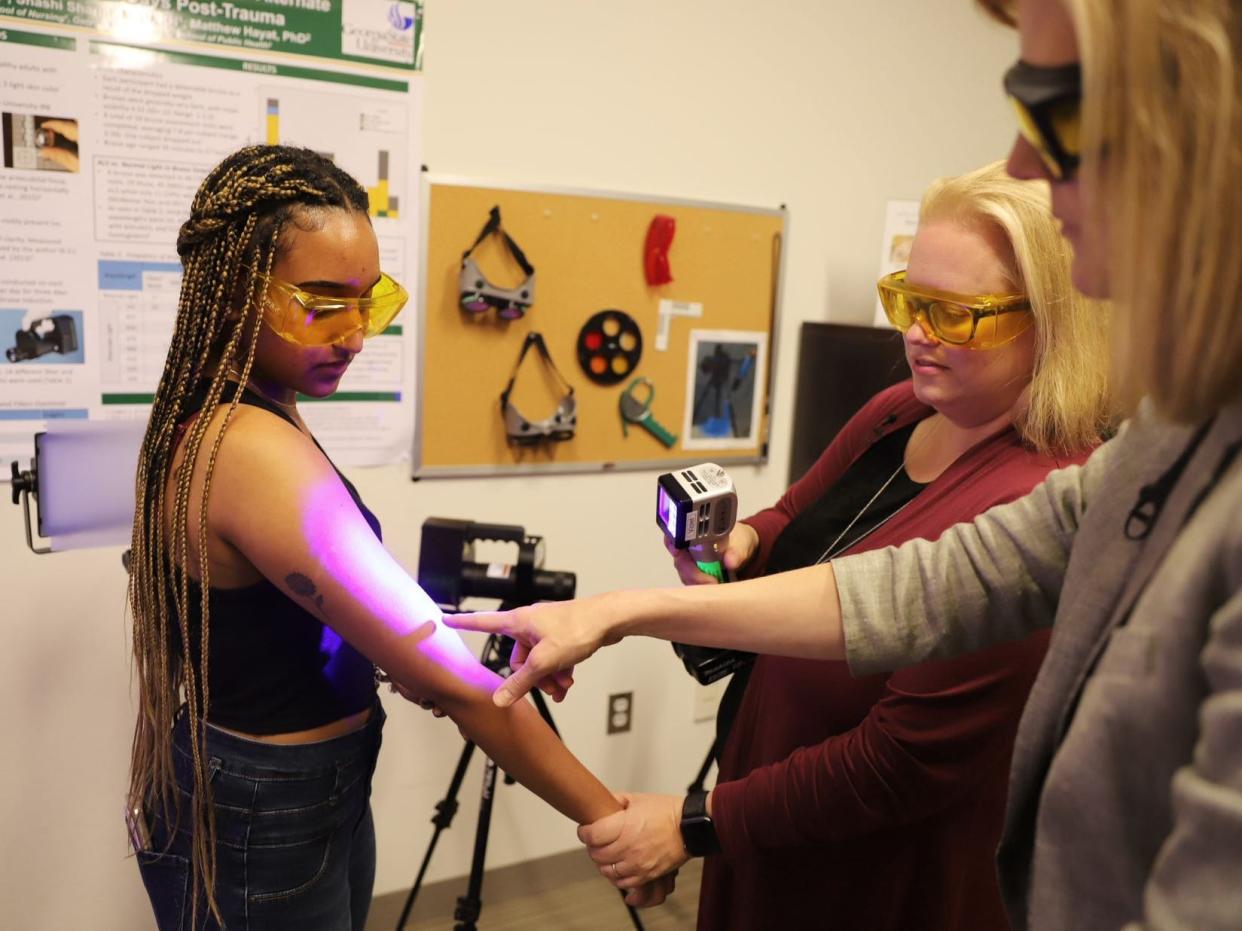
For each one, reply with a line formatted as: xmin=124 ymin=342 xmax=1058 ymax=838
xmin=698 ymin=381 xmax=1091 ymax=931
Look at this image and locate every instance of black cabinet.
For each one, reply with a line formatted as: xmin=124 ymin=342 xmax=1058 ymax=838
xmin=787 ymin=323 xmax=908 ymax=485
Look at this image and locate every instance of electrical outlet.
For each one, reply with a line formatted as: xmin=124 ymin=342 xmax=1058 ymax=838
xmin=607 ymin=691 xmax=633 ymax=734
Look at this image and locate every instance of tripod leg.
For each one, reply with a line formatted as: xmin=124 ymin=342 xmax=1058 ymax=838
xmin=622 ymin=890 xmax=647 ymax=930
xmin=527 ymin=688 xmax=561 ymax=738
xmin=453 ymin=754 xmax=499 ymax=931
xmin=394 ymin=739 xmax=478 ymax=930
xmin=410 ymin=630 xmax=646 ymax=929
xmin=398 ymin=631 xmax=516 ymax=928
xmin=528 ymin=691 xmax=647 ymax=930
xmin=688 ymin=738 xmax=718 ymax=794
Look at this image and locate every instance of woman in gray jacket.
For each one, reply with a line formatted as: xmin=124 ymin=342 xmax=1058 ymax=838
xmin=449 ymin=1 xmax=1242 ymax=929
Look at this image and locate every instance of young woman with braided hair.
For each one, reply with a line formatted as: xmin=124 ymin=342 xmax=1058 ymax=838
xmin=128 ymin=145 xmax=671 ymax=929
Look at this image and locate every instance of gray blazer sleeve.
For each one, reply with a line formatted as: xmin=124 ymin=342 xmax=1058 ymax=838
xmin=834 ymin=433 xmax=1116 ymax=677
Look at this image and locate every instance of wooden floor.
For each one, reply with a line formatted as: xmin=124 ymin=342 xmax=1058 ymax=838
xmin=368 ymin=853 xmax=701 ymax=931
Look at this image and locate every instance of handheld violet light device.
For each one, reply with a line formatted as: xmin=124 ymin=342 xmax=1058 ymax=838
xmin=656 ymin=463 xmax=737 ymax=581
xmin=656 ymin=463 xmax=752 ymax=684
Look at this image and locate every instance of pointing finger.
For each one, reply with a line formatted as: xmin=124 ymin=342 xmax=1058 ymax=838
xmin=445 ymin=611 xmax=513 ymax=636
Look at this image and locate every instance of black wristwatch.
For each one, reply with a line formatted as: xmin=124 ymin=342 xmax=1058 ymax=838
xmin=679 ymin=789 xmax=721 ymax=857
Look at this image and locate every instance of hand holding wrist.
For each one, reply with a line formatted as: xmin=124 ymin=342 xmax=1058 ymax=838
xmin=581 ymin=792 xmax=690 ymax=889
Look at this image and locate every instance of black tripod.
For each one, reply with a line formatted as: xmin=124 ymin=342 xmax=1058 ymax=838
xmin=687 ymin=738 xmax=718 ymax=795
xmin=394 ymin=628 xmax=645 ymax=931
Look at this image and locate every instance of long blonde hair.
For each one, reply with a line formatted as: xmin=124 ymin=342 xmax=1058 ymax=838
xmin=919 ymin=161 xmax=1114 ymax=454
xmin=979 ymin=0 xmax=1242 ymax=422
xmin=128 ymin=145 xmax=369 ymax=924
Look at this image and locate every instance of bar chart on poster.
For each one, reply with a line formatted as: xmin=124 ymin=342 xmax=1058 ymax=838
xmin=260 ymin=86 xmax=409 ymax=219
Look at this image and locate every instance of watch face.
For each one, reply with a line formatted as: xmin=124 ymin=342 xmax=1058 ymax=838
xmin=680 ymin=791 xmax=719 ymax=857
xmin=681 ymin=815 xmax=717 ymax=857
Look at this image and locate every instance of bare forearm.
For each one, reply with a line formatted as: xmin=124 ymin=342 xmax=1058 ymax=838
xmin=448 ymin=697 xmax=620 ymax=825
xmin=609 ymin=562 xmax=846 ymax=660
xmin=377 ymin=623 xmax=619 ymax=824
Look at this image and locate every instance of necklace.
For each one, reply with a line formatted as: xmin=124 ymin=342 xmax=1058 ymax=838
xmin=812 ymin=414 xmax=943 ymax=565
xmin=813 ymin=459 xmax=912 ymax=565
xmin=221 ymin=362 xmax=299 ymax=412
xmin=242 ymin=379 xmax=299 ymax=412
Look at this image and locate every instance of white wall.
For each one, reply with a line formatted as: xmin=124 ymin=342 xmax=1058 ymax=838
xmin=0 ymin=2 xmax=1020 ymax=927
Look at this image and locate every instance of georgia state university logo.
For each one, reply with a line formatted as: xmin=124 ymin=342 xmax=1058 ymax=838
xmin=387 ymin=2 xmax=415 ymax=31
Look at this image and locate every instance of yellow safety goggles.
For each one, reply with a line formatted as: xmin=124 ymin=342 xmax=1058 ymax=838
xmin=263 ymin=272 xmax=408 ymax=347
xmin=877 ymin=271 xmax=1032 ymax=350
xmin=1003 ymin=60 xmax=1081 ymax=181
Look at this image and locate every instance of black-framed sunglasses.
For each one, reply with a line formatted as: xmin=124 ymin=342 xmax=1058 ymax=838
xmin=1004 ymin=60 xmax=1082 ymax=181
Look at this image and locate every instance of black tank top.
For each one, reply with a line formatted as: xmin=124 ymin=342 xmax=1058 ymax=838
xmin=172 ymin=383 xmax=380 ymax=734
xmin=764 ymin=421 xmax=925 ymax=574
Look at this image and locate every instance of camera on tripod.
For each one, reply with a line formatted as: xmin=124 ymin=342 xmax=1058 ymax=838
xmin=417 ymin=517 xmax=576 ymax=611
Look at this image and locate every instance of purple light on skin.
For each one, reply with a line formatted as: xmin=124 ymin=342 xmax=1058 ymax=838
xmin=300 ymin=477 xmax=498 ymax=693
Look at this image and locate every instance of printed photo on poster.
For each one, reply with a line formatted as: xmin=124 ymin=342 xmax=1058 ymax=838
xmin=1 ymin=113 xmax=80 ymax=172
xmin=682 ymin=329 xmax=767 ymax=450
xmin=2 ymin=310 xmax=85 ymax=364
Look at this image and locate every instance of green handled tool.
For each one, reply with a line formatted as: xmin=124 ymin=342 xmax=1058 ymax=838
xmin=620 ymin=376 xmax=677 ymax=448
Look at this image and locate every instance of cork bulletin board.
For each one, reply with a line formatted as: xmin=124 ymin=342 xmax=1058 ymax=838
xmin=413 ymin=177 xmax=786 ymax=477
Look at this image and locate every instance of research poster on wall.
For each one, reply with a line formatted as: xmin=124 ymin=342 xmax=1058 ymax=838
xmin=872 ymin=198 xmax=919 ymax=328
xmin=0 ymin=0 xmax=424 ymax=470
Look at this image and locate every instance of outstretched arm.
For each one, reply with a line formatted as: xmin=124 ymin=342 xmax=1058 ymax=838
xmin=449 ymin=438 xmax=1110 ymax=706
xmin=447 ymin=563 xmax=848 ymax=706
xmin=204 ymin=409 xmax=615 ymax=826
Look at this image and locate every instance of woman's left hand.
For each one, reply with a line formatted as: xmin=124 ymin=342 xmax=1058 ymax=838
xmin=580 ymin=792 xmax=691 ymax=890
xmin=388 ymin=679 xmax=447 ymax=717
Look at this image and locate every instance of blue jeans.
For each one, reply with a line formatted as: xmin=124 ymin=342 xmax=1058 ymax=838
xmin=136 ymin=705 xmax=384 ymax=930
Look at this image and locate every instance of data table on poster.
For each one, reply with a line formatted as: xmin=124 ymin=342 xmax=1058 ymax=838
xmin=98 ymin=260 xmax=181 ymax=396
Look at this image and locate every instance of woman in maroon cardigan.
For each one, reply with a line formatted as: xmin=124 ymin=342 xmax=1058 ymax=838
xmin=653 ymin=162 xmax=1114 ymax=930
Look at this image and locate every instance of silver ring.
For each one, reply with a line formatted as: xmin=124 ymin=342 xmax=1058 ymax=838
xmin=610 ymin=862 xmax=620 ymax=879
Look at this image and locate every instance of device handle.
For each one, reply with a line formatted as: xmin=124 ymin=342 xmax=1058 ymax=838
xmin=694 ymin=559 xmax=734 ymax=584
xmin=695 ymin=559 xmax=725 ymax=583
xmin=643 ymin=418 xmax=678 ymax=447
